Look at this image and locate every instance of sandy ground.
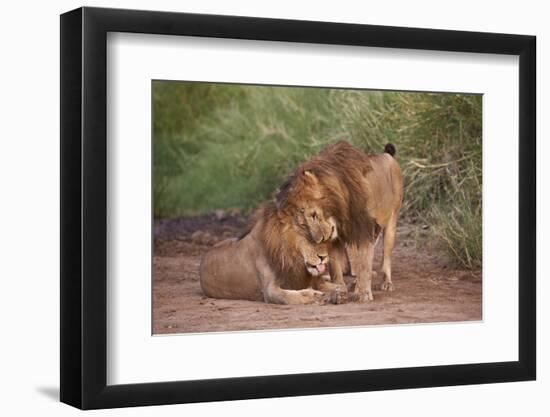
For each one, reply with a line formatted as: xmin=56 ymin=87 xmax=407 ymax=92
xmin=153 ymin=213 xmax=482 ymax=334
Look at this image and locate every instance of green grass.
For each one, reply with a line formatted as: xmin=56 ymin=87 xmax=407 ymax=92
xmin=153 ymin=81 xmax=482 ymax=268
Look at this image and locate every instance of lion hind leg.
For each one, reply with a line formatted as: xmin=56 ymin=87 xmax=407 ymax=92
xmin=380 ymin=213 xmax=398 ymax=291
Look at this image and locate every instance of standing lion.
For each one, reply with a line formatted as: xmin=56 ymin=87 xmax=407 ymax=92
xmin=275 ymin=141 xmax=404 ymax=302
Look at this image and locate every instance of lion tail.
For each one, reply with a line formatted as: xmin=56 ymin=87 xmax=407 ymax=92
xmin=384 ymin=143 xmax=396 ymax=157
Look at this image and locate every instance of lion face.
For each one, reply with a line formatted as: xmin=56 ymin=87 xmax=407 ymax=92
xmin=300 ymin=239 xmax=330 ymax=277
xmin=278 ymin=169 xmax=338 ymax=244
xmin=295 ymin=202 xmax=338 ymax=244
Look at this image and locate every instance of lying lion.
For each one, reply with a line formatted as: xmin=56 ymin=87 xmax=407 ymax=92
xmin=200 ymin=203 xmax=342 ymax=305
xmin=276 ymin=141 xmax=404 ymax=302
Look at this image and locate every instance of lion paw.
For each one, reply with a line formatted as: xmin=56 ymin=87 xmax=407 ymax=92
xmin=300 ymin=288 xmax=324 ymax=304
xmin=322 ymin=289 xmax=348 ymax=305
xmin=356 ymin=290 xmax=374 ymax=302
xmin=380 ymin=281 xmax=394 ymax=291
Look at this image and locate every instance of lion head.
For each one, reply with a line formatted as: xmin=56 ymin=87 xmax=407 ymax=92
xmin=258 ymin=202 xmax=333 ymax=289
xmin=295 ymin=203 xmax=338 ymax=244
xmin=276 ymin=169 xmax=338 ymax=243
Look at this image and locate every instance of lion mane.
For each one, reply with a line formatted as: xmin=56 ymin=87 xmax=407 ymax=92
xmin=257 ymin=203 xmax=315 ymax=289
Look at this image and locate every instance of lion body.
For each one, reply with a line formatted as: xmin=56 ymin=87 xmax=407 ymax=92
xmin=200 ymin=236 xmax=264 ymax=301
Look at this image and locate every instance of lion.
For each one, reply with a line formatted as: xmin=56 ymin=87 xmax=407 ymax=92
xmin=199 ymin=202 xmax=341 ymax=305
xmin=276 ymin=141 xmax=404 ymax=302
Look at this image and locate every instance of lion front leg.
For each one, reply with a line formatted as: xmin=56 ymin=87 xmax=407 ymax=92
xmin=255 ymin=257 xmax=323 ymax=305
xmin=311 ymin=275 xmax=347 ymax=304
xmin=346 ymin=243 xmax=358 ymax=277
xmin=353 ymin=240 xmax=375 ymax=302
xmin=263 ymin=282 xmax=323 ymax=305
xmin=328 ymin=242 xmax=347 ymax=289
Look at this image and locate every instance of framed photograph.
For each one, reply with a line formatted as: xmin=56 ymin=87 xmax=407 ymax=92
xmin=60 ymin=6 xmax=536 ymax=410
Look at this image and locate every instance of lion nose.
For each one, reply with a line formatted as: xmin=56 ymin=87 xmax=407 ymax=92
xmin=318 ymin=255 xmax=327 ymax=263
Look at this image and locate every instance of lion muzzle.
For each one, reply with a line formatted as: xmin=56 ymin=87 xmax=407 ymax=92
xmin=306 ymin=262 xmax=326 ymax=276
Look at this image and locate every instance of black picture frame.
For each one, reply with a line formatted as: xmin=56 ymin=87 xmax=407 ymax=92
xmin=60 ymin=6 xmax=536 ymax=410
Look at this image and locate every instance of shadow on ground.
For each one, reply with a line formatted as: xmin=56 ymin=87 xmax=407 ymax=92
xmin=36 ymin=386 xmax=59 ymax=401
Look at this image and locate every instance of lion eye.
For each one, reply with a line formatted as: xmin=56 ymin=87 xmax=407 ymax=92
xmin=311 ymin=212 xmax=317 ymax=220
xmin=300 ymin=208 xmax=305 ymax=213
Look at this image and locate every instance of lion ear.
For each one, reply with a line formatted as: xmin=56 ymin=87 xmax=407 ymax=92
xmin=303 ymin=169 xmax=319 ymax=185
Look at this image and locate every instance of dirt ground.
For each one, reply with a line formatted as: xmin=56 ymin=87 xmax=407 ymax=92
xmin=153 ymin=213 xmax=482 ymax=334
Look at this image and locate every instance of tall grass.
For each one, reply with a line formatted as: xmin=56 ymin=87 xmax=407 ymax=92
xmin=153 ymin=81 xmax=482 ymax=268
xmin=335 ymin=91 xmax=482 ymax=268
